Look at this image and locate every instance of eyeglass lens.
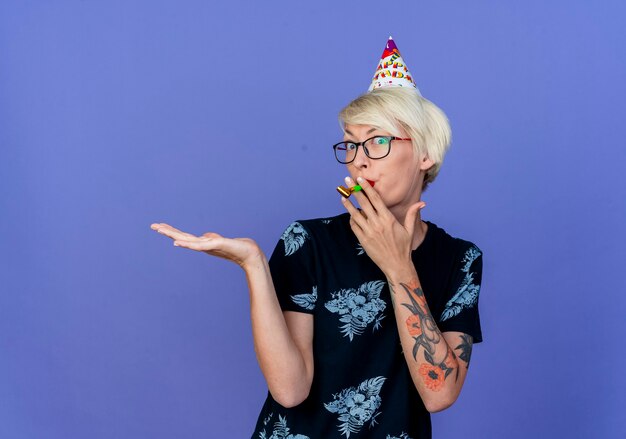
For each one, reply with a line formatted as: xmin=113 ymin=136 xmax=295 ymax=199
xmin=335 ymin=137 xmax=391 ymax=163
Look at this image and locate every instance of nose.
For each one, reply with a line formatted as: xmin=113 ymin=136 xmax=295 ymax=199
xmin=351 ymin=144 xmax=370 ymax=169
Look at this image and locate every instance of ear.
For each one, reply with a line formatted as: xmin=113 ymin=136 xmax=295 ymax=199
xmin=419 ymin=155 xmax=434 ymax=171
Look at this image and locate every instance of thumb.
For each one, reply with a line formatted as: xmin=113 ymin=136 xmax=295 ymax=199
xmin=404 ymin=202 xmax=426 ymax=238
xmin=202 ymin=232 xmax=222 ymax=239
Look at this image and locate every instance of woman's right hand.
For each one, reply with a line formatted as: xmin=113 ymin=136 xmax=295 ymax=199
xmin=150 ymin=223 xmax=263 ymax=269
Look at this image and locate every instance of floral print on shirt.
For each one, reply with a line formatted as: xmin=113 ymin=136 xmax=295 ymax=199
xmin=324 ymin=280 xmax=387 ymax=341
xmin=281 ymin=222 xmax=309 ymax=256
xmin=290 ymin=286 xmax=317 ymax=311
xmin=324 ymin=376 xmax=386 ymax=438
xmin=441 ymin=246 xmax=482 ymax=321
xmin=356 ymin=243 xmax=365 ymax=255
xmin=258 ymin=413 xmax=309 ymax=439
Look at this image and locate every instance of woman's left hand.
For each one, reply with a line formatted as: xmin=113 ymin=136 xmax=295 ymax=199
xmin=341 ymin=177 xmax=425 ymax=277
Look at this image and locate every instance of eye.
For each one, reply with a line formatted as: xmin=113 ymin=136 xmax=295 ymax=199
xmin=374 ymin=137 xmax=391 ymax=145
xmin=345 ymin=142 xmax=357 ymax=151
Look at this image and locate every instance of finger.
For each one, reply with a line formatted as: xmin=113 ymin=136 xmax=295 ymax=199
xmin=173 ymin=236 xmax=218 ymax=252
xmin=155 ymin=223 xmax=189 ymax=235
xmin=340 ymin=195 xmax=368 ymax=230
xmin=404 ymin=202 xmax=426 ymax=238
xmin=201 ymin=232 xmax=223 ymax=240
xmin=356 ymin=177 xmax=388 ymax=215
xmin=349 ymin=216 xmax=366 ymax=242
xmin=154 ymin=223 xmax=196 ymax=240
xmin=345 ymin=176 xmax=377 ymax=218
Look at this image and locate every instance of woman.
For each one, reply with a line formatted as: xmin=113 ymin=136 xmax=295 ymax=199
xmin=151 ymin=39 xmax=483 ymax=439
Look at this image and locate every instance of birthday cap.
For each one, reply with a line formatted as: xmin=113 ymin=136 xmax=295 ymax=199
xmin=368 ymin=36 xmax=420 ymax=94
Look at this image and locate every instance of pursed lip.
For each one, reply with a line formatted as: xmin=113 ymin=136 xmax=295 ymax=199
xmin=365 ymin=179 xmax=376 ymax=187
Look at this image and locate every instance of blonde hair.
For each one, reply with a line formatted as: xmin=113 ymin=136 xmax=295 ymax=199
xmin=338 ymin=87 xmax=451 ymax=191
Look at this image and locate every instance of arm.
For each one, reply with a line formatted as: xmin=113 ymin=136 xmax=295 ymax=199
xmin=385 ymin=263 xmax=473 ymax=412
xmin=339 ymin=178 xmax=474 ymax=412
xmin=245 ymin=253 xmax=314 ymax=407
xmin=150 ymin=223 xmax=314 ymax=408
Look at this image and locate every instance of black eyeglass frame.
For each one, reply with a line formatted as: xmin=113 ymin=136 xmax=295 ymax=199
xmin=332 ymin=136 xmax=412 ymax=164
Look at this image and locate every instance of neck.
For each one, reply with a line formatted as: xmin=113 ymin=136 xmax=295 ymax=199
xmin=411 ymin=215 xmax=428 ymax=250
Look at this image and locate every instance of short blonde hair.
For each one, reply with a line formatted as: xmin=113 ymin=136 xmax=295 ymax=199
xmin=338 ymin=87 xmax=451 ymax=191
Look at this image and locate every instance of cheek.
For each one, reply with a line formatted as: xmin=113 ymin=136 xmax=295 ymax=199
xmin=379 ymin=157 xmax=419 ymax=200
xmin=385 ymin=154 xmax=418 ymax=184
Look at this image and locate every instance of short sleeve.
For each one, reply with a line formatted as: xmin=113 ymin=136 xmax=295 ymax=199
xmin=268 ymin=221 xmax=318 ymax=314
xmin=438 ymin=244 xmax=484 ymax=343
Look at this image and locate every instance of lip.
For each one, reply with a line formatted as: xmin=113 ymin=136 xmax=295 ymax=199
xmin=365 ymin=179 xmax=376 ymax=187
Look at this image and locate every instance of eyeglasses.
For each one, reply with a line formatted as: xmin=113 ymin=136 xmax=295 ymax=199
xmin=332 ymin=136 xmax=412 ymax=164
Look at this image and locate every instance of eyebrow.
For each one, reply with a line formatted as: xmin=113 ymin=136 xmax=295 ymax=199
xmin=344 ymin=127 xmax=379 ymax=136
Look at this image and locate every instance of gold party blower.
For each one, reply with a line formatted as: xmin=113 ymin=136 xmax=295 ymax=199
xmin=336 ymin=184 xmax=363 ymax=198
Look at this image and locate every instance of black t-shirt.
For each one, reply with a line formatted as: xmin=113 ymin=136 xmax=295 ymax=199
xmin=252 ymin=213 xmax=483 ymax=439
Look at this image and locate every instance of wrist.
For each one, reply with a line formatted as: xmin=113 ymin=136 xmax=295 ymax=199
xmin=241 ymin=247 xmax=267 ymax=273
xmin=383 ymin=260 xmax=416 ymax=282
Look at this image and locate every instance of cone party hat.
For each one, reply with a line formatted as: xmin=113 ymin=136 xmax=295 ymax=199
xmin=368 ymin=36 xmax=419 ymax=94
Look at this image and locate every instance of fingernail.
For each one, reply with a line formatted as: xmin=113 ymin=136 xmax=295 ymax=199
xmin=344 ymin=176 xmax=351 ymax=185
xmin=173 ymin=242 xmax=179 ymax=246
xmin=357 ymin=177 xmax=364 ymax=183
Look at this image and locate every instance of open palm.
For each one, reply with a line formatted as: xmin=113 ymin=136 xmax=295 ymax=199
xmin=150 ymin=223 xmax=261 ymax=268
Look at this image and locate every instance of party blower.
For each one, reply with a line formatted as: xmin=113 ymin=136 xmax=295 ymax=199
xmin=336 ymin=184 xmax=363 ymax=198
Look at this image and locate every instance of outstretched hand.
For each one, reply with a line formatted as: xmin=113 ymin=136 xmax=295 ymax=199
xmin=340 ymin=176 xmax=425 ymax=277
xmin=150 ymin=223 xmax=262 ymax=269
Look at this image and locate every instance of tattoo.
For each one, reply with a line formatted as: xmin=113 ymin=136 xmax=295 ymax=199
xmin=396 ymin=282 xmax=459 ymax=391
xmin=398 ymin=283 xmax=439 ymax=361
xmin=455 ymin=334 xmax=473 ymax=368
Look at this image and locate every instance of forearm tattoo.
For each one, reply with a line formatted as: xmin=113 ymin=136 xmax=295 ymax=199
xmin=456 ymin=333 xmax=473 ymax=368
xmin=394 ymin=282 xmax=462 ymax=391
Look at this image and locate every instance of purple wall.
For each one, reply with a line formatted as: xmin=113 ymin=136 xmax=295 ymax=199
xmin=1 ymin=1 xmax=625 ymax=438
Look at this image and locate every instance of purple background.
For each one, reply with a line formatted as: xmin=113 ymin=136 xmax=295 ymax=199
xmin=1 ymin=1 xmax=625 ymax=438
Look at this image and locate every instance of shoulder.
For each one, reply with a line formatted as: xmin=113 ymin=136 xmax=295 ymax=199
xmin=281 ymin=213 xmax=350 ymax=239
xmin=276 ymin=213 xmax=351 ymax=257
xmin=425 ymin=221 xmax=483 ymax=263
